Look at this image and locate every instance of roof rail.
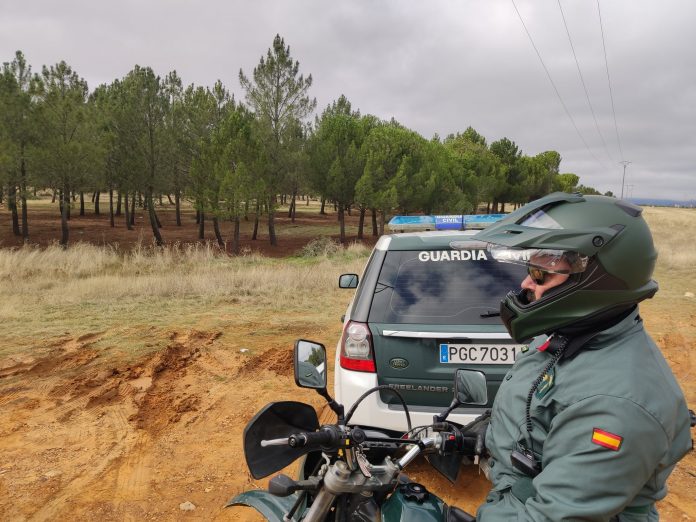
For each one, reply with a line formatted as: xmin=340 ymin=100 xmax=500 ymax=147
xmin=387 ymin=214 xmax=506 ymax=232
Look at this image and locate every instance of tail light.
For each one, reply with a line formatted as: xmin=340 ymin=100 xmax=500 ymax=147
xmin=340 ymin=321 xmax=376 ymax=373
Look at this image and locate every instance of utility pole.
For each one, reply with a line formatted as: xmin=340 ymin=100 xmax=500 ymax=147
xmin=619 ymin=160 xmax=631 ymax=199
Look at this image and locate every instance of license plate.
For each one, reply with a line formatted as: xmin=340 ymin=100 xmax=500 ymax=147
xmin=439 ymin=344 xmax=519 ymax=365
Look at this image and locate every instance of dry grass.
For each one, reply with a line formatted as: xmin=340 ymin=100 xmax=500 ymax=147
xmin=639 ymin=208 xmax=696 ymax=343
xmin=0 ymin=241 xmax=370 ymax=359
xmin=643 ymin=207 xmax=696 ymax=271
xmin=1 ymin=241 xmax=369 ymax=297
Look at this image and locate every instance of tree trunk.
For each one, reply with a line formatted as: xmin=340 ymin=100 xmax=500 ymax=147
xmin=51 ymin=189 xmax=56 ymax=203
xmin=109 ymin=189 xmax=115 ymax=227
xmin=94 ymin=191 xmax=100 ymax=215
xmin=175 ymin=190 xmax=181 ymax=226
xmin=130 ymin=191 xmax=136 ymax=226
xmin=138 ymin=192 xmax=143 ymax=208
xmin=231 ymin=216 xmax=241 ymax=254
xmin=0 ymin=186 xmax=4 ymax=204
xmin=290 ymin=192 xmax=296 ymax=222
xmin=320 ymin=196 xmax=326 ymax=215
xmin=116 ymin=191 xmax=122 ymax=216
xmin=154 ymin=209 xmax=162 ymax=229
xmin=268 ymin=196 xmax=277 ymax=246
xmin=195 ymin=209 xmax=200 ymax=224
xmin=371 ymin=208 xmax=378 ymax=237
xmin=67 ymin=188 xmax=72 ymax=220
xmin=60 ymin=183 xmax=70 ymax=247
xmin=358 ymin=207 xmax=365 ymax=240
xmin=244 ymin=200 xmax=249 ymax=220
xmin=379 ymin=210 xmax=385 ymax=236
xmin=500 ymin=202 xmax=506 ymax=213
xmin=146 ymin=188 xmax=164 ymax=246
xmin=79 ymin=192 xmax=85 ymax=216
xmin=213 ymin=216 xmax=224 ymax=248
xmin=198 ymin=211 xmax=205 ymax=240
xmin=124 ymin=192 xmax=133 ymax=230
xmin=20 ymin=156 xmax=28 ymax=240
xmin=252 ymin=201 xmax=260 ymax=240
xmin=9 ymin=185 xmax=20 ymax=236
xmin=338 ymin=203 xmax=346 ymax=244
xmin=158 ymin=194 xmax=163 ymax=206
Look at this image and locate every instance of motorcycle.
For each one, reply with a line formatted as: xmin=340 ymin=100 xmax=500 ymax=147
xmin=226 ymin=339 xmax=489 ymax=521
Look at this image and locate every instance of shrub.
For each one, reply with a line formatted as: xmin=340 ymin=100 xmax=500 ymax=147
xmin=299 ymin=237 xmax=341 ymax=258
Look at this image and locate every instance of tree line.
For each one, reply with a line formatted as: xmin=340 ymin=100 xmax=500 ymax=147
xmin=0 ymin=35 xmax=610 ymax=249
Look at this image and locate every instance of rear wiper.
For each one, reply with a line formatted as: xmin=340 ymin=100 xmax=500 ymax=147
xmin=374 ymin=281 xmax=394 ymax=294
xmin=480 ymin=311 xmax=501 ymax=318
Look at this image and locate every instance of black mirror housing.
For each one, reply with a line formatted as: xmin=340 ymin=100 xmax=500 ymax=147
xmin=338 ymin=274 xmax=359 ymax=289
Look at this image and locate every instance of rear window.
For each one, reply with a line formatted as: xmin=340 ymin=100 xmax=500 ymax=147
xmin=368 ymin=249 xmax=526 ymax=325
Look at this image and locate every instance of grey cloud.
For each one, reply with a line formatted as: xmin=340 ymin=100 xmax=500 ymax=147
xmin=1 ymin=0 xmax=693 ymax=200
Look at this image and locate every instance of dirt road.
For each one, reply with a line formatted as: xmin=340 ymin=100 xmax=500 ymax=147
xmin=1 ymin=317 xmax=694 ymax=521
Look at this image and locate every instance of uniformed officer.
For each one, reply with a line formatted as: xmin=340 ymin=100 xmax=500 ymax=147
xmin=467 ymin=193 xmax=692 ymax=521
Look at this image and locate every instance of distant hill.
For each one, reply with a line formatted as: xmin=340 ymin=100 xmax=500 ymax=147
xmin=627 ymin=198 xmax=696 ymax=208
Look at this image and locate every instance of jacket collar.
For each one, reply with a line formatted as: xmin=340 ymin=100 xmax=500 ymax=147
xmin=545 ymin=306 xmax=641 ymax=359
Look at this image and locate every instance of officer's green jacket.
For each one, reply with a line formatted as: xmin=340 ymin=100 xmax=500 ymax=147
xmin=477 ymin=308 xmax=692 ymax=521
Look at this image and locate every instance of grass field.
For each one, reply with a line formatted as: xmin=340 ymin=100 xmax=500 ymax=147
xmin=0 ymin=204 xmax=694 ymax=520
xmin=1 ymin=240 xmax=370 ymax=362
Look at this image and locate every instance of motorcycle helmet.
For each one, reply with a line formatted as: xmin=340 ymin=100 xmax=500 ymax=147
xmin=470 ymin=192 xmax=658 ymax=342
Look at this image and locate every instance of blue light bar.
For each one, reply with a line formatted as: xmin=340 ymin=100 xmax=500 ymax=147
xmin=388 ymin=214 xmax=505 ymax=232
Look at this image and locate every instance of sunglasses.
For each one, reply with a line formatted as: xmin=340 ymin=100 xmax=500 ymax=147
xmin=528 ymin=266 xmax=549 ymax=285
xmin=528 ymin=265 xmax=572 ymax=285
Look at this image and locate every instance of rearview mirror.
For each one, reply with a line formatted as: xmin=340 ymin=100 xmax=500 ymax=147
xmin=294 ymin=340 xmax=327 ymax=390
xmin=454 ymin=369 xmax=488 ymax=406
xmin=339 ymin=274 xmax=359 ymax=289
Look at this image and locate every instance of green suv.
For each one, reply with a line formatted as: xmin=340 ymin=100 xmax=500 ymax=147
xmin=335 ymin=226 xmax=526 ymax=434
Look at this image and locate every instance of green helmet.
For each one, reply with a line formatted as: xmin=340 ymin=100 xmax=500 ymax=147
xmin=473 ymin=192 xmax=658 ymax=342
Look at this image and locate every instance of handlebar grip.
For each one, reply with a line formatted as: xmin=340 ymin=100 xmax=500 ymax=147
xmin=288 ymin=428 xmax=335 ymax=449
xmin=260 ymin=437 xmax=289 ymax=447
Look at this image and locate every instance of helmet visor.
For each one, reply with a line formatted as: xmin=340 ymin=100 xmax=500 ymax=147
xmin=488 ymin=245 xmax=589 ymax=276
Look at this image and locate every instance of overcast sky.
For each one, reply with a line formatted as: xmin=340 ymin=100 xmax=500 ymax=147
xmin=2 ymin=1 xmax=694 ymax=200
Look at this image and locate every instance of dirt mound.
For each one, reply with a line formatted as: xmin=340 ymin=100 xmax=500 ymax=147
xmin=238 ymin=347 xmax=294 ymax=376
xmin=38 ymin=330 xmax=213 ymax=433
xmin=0 ymin=340 xmax=101 ymax=381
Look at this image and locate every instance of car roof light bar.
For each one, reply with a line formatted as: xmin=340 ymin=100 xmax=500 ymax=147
xmin=387 ymin=214 xmax=506 ymax=232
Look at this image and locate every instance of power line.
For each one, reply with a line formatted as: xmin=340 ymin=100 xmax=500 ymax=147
xmin=597 ymin=0 xmax=625 ymax=161
xmin=510 ymin=0 xmax=607 ymax=170
xmin=557 ymin=0 xmax=614 ymax=162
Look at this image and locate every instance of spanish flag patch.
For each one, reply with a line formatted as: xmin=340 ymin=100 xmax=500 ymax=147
xmin=591 ymin=428 xmax=623 ymax=451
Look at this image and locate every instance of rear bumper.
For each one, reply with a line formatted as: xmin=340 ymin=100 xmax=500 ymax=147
xmin=335 ymin=366 xmax=483 ymax=433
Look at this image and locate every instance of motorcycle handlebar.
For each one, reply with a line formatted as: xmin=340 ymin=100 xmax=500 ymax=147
xmin=289 ymin=427 xmax=339 ymax=449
